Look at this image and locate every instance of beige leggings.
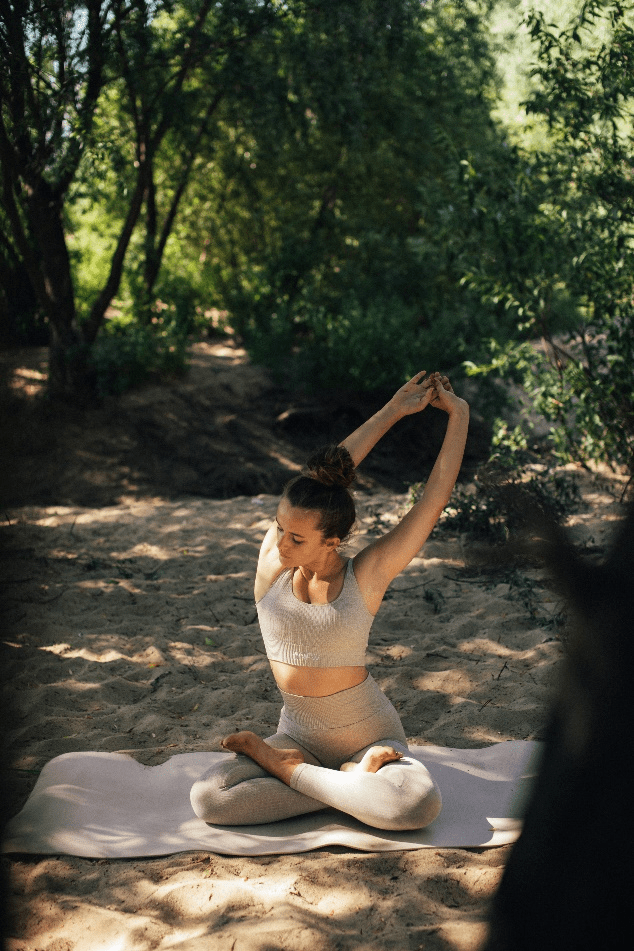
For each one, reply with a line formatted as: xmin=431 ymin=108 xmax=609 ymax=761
xmin=190 ymin=675 xmax=442 ymax=831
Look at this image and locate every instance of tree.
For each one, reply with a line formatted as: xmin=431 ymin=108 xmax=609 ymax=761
xmin=2 ymin=0 xmax=527 ymax=400
xmin=1 ymin=0 xmax=111 ymax=394
xmin=171 ymin=0 xmax=510 ymax=391
xmin=465 ymin=0 xmax=634 ymax=470
xmin=0 ymin=0 xmax=279 ymax=397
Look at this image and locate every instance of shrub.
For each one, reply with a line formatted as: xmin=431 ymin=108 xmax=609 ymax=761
xmin=89 ymin=312 xmax=187 ymax=397
xmin=410 ymin=460 xmax=582 ymax=545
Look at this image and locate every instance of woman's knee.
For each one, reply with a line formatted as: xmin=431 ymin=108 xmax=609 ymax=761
xmin=190 ymin=778 xmax=219 ymax=822
xmin=371 ymin=763 xmax=442 ymax=831
xmin=392 ymin=779 xmax=442 ymax=831
xmin=190 ymin=754 xmax=265 ymax=822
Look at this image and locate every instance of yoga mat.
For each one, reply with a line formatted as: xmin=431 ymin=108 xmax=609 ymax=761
xmin=3 ymin=741 xmax=541 ymax=858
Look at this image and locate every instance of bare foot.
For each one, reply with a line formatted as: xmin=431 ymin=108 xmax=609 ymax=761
xmin=221 ymin=731 xmax=305 ymax=785
xmin=339 ymin=746 xmax=404 ymax=774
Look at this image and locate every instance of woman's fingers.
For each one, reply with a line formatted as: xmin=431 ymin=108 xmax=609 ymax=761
xmin=402 ymin=370 xmax=452 ymax=405
xmin=407 ymin=371 xmax=450 ymax=387
xmin=431 ymin=375 xmax=453 ymax=396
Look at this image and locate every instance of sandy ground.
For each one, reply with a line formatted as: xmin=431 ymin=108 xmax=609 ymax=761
xmin=1 ymin=344 xmax=628 ymax=951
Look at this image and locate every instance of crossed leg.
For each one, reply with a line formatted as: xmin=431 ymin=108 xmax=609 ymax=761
xmin=190 ymin=732 xmax=327 ymax=826
xmin=314 ymin=737 xmax=442 ymax=830
xmin=191 ymin=730 xmax=441 ymax=832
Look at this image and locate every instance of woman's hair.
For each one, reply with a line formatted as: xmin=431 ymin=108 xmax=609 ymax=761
xmin=282 ymin=445 xmax=356 ymax=542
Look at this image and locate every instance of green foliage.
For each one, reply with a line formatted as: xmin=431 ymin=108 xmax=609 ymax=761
xmin=490 ymin=418 xmax=530 ymax=466
xmin=462 ymin=1 xmax=634 ymax=471
xmin=278 ymin=295 xmax=426 ymax=393
xmin=8 ymin=0 xmax=631 ymax=454
xmin=468 ymin=336 xmax=633 ymax=467
xmin=410 ymin=461 xmax=582 ymax=544
xmin=171 ymin=0 xmax=512 ymax=392
xmin=88 ymin=311 xmax=188 ymax=397
xmin=69 ymin=199 xmax=123 ymax=322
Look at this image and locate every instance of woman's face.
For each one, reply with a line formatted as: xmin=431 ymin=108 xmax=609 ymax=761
xmin=275 ymin=498 xmax=339 ymax=567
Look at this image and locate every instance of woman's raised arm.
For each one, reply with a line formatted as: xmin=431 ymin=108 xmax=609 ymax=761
xmin=340 ymin=371 xmax=437 ymax=467
xmin=353 ymin=379 xmax=469 ymax=615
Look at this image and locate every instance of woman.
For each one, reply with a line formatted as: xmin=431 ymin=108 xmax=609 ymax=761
xmin=190 ymin=371 xmax=469 ymax=831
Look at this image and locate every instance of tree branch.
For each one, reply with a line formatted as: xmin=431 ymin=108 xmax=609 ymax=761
xmin=150 ymin=0 xmax=214 ymax=151
xmin=82 ymin=168 xmax=147 ymax=343
xmin=0 ymin=118 xmax=48 ymax=308
xmin=113 ymin=0 xmax=143 ymax=142
xmin=148 ymin=88 xmax=225 ymax=295
xmin=58 ymin=0 xmax=107 ymax=194
xmin=52 ymin=1 xmax=67 ymax=153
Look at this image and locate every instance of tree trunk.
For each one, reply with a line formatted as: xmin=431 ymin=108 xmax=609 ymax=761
xmin=25 ymin=182 xmax=93 ymax=400
xmin=47 ymin=321 xmax=93 ymax=402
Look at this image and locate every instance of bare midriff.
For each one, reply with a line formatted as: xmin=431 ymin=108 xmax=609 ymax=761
xmin=269 ymin=660 xmax=368 ymax=697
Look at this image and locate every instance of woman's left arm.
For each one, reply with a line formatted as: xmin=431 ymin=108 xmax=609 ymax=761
xmin=354 ymin=381 xmax=469 ymax=610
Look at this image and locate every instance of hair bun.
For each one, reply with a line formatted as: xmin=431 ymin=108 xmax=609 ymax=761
xmin=305 ymin=445 xmax=356 ymax=490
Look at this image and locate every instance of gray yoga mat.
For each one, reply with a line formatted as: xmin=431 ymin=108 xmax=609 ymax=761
xmin=3 ymin=741 xmax=541 ymax=858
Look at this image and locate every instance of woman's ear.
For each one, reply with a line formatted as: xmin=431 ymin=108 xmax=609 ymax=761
xmin=325 ymin=536 xmax=341 ymax=551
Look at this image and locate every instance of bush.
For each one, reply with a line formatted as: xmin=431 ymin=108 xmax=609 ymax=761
xmin=461 ymin=2 xmax=634 ymax=473
xmin=410 ymin=460 xmax=582 ymax=545
xmin=466 ymin=337 xmax=634 ymax=470
xmin=242 ymin=289 xmax=483 ymax=395
xmin=88 ymin=312 xmax=188 ymax=397
xmin=291 ymin=295 xmax=429 ymax=393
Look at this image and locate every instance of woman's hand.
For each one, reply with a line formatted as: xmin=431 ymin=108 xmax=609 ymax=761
xmin=388 ymin=371 xmax=438 ymax=417
xmin=388 ymin=371 xmax=465 ymax=417
xmin=428 ymin=375 xmax=469 ymax=416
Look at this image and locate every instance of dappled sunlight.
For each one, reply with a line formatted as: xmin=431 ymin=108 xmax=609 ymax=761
xmin=7 ymin=363 xmax=47 ymax=398
xmin=189 ymin=339 xmax=249 ymax=366
xmin=265 ymin=447 xmax=303 ymax=473
xmin=413 ymin=670 xmax=476 ymax=696
xmin=110 ymin=543 xmax=176 ymax=561
xmin=419 ymin=555 xmax=465 ymax=570
xmin=7 ymin=828 xmax=507 ymax=949
xmin=18 ymin=897 xmax=166 ymax=951
xmin=100 ymin=938 xmax=127 ymax=951
xmin=5 ymin=478 xmax=625 ymax=951
xmin=77 ymin=577 xmax=145 ymax=595
xmin=39 ymin=644 xmax=135 ymax=665
xmin=458 ymin=637 xmax=562 ymax=665
xmin=464 ymin=726 xmax=522 ymax=745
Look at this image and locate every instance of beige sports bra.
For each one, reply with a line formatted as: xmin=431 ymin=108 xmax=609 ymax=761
xmin=256 ymin=559 xmax=374 ymax=668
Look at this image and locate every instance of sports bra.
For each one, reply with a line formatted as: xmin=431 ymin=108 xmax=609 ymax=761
xmin=256 ymin=558 xmax=374 ymax=668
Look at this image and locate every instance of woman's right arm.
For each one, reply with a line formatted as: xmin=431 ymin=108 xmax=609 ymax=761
xmin=254 ymin=523 xmax=283 ymax=602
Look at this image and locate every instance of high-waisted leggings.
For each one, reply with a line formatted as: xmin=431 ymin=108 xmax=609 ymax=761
xmin=190 ymin=674 xmax=442 ymax=831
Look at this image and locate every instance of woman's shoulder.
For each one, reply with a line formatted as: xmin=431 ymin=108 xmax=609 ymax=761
xmin=349 ymin=548 xmax=389 ymax=617
xmin=255 ymin=525 xmax=288 ymax=603
xmin=255 ymin=565 xmax=290 ymax=605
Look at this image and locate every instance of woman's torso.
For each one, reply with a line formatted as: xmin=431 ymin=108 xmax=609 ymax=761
xmin=268 ymin=661 xmax=368 ymax=698
xmin=257 ymin=556 xmax=374 ymax=698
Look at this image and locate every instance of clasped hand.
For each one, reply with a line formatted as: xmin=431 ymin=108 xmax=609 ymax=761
xmin=389 ymin=371 xmax=466 ymax=417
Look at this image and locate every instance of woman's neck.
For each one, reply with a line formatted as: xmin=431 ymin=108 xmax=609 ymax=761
xmin=297 ymin=552 xmax=344 ymax=583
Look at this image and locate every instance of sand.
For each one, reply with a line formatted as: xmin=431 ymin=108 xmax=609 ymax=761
xmin=1 ymin=345 xmax=628 ymax=951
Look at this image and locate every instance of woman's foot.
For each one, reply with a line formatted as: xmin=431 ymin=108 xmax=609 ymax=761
xmin=221 ymin=731 xmax=305 ymax=785
xmin=339 ymin=746 xmax=403 ymax=774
